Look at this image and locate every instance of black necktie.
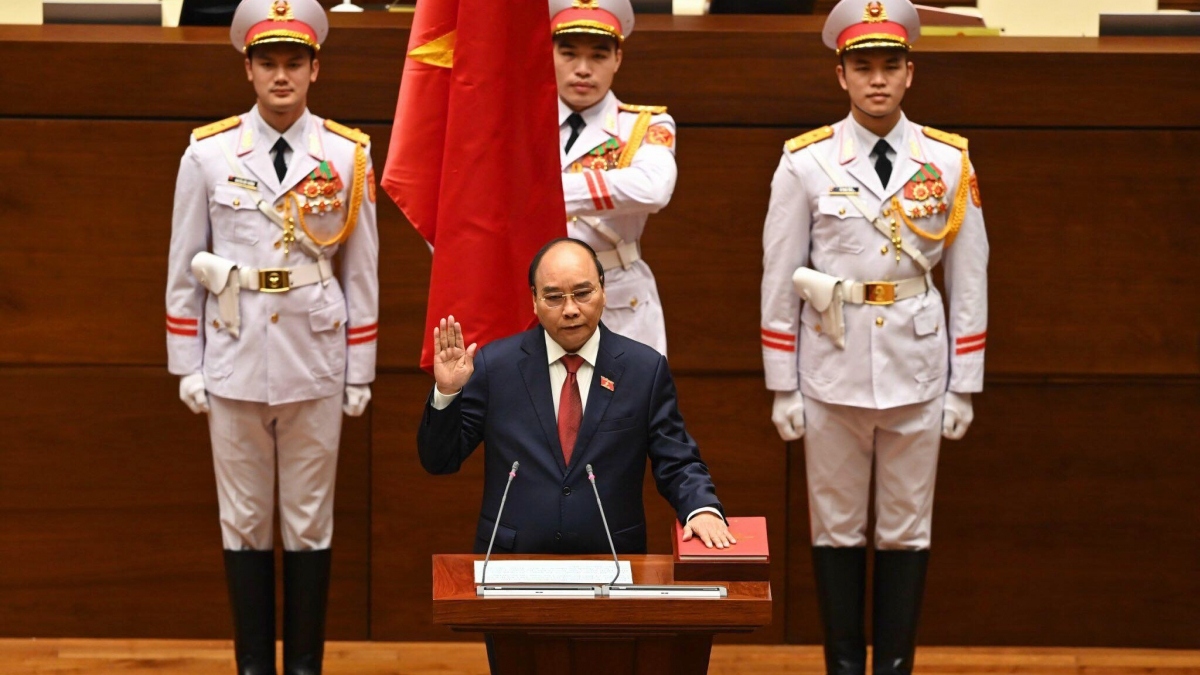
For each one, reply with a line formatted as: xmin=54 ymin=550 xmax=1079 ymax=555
xmin=873 ymin=139 xmax=893 ymax=187
xmin=271 ymin=137 xmax=290 ymax=182
xmin=564 ymin=113 xmax=585 ymax=153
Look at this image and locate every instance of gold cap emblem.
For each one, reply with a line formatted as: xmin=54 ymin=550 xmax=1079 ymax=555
xmin=270 ymin=0 xmax=294 ymax=21
xmin=572 ymin=0 xmax=600 ymax=7
xmin=864 ymin=1 xmax=887 ymax=23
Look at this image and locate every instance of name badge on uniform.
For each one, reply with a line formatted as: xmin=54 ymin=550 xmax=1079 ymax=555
xmin=828 ymin=186 xmax=859 ymax=196
xmin=228 ymin=176 xmax=259 ymax=191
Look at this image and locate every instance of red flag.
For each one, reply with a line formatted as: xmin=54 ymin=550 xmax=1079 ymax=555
xmin=382 ymin=0 xmax=566 ymax=371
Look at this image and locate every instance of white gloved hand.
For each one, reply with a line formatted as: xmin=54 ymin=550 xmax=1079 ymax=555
xmin=343 ymin=384 xmax=372 ymax=417
xmin=942 ymin=391 xmax=974 ymax=440
xmin=771 ymin=390 xmax=806 ymax=441
xmin=179 ymin=372 xmax=209 ymax=414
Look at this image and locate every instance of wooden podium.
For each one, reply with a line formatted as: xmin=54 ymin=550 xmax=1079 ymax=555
xmin=432 ymin=554 xmax=772 ymax=674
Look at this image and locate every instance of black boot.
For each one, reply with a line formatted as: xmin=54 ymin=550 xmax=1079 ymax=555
xmin=283 ymin=549 xmax=332 ymax=675
xmin=812 ymin=546 xmax=867 ymax=675
xmin=872 ymin=549 xmax=930 ymax=675
xmin=223 ymin=550 xmax=276 ymax=675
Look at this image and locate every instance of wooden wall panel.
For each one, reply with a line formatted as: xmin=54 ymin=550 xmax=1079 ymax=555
xmin=368 ymin=373 xmax=480 ymax=642
xmin=0 ymin=119 xmax=425 ymax=367
xmin=6 ymin=120 xmax=1196 ymax=378
xmin=653 ymin=127 xmax=1200 ymax=375
xmin=786 ymin=379 xmax=1200 ymax=648
xmin=369 ymin=374 xmax=788 ymax=643
xmin=2 ymin=23 xmax=1198 ymax=128
xmin=0 ymin=368 xmax=372 ymax=639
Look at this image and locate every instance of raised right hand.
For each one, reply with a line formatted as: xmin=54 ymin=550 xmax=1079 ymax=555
xmin=433 ymin=315 xmax=477 ymax=395
xmin=771 ymin=390 xmax=805 ymax=441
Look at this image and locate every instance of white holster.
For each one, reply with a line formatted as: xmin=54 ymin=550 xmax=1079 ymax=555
xmin=792 ymin=267 xmax=846 ymax=349
xmin=192 ymin=252 xmax=242 ymax=338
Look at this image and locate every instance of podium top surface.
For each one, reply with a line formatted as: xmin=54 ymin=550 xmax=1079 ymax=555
xmin=432 ymin=554 xmax=772 ymax=632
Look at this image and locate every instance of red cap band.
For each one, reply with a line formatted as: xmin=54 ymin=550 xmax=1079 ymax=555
xmin=552 ymin=8 xmax=623 ymax=39
xmin=837 ymin=20 xmax=909 ymax=51
xmin=245 ymin=19 xmax=318 ymax=48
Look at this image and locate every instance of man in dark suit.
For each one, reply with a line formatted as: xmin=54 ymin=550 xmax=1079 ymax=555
xmin=418 ymin=238 xmax=735 ymax=554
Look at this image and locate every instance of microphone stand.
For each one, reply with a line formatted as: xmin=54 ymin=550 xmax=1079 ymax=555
xmin=480 ymin=461 xmax=519 ymax=587
xmin=586 ymin=464 xmax=621 ymax=585
xmin=587 ymin=464 xmax=729 ymax=599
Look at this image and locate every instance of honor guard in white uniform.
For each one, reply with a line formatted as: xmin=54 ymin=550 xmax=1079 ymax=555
xmin=759 ymin=2 xmax=988 ymax=673
xmin=164 ymin=1 xmax=378 ymax=672
xmin=550 ymin=0 xmax=677 ymax=356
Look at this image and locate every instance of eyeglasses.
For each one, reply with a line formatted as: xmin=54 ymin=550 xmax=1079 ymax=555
xmin=539 ymin=287 xmax=599 ymax=308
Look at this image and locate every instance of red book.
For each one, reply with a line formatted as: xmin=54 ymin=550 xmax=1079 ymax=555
xmin=673 ymin=516 xmax=769 ymax=562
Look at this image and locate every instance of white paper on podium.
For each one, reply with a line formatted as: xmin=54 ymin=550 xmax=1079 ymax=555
xmin=474 ymin=560 xmax=633 ymax=585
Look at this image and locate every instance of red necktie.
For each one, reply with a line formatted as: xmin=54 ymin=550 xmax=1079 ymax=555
xmin=557 ymin=354 xmax=585 ymax=466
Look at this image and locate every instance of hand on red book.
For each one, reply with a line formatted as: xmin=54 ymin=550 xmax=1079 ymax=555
xmin=682 ymin=513 xmax=738 ymax=550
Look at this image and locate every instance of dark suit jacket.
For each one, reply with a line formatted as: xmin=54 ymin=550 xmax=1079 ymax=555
xmin=418 ymin=324 xmax=723 ymax=555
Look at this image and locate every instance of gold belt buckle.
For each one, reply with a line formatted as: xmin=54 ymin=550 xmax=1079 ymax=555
xmin=258 ymin=268 xmax=291 ymax=293
xmin=864 ymin=281 xmax=896 ymax=305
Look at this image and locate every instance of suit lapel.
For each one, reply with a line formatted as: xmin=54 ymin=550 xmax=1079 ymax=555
xmin=279 ymin=116 xmax=323 ymax=196
xmin=243 ymin=131 xmax=282 ymax=198
xmin=883 ymin=122 xmax=917 ymax=198
xmin=900 ymin=122 xmax=930 ymax=196
xmin=562 ymin=95 xmax=619 ymax=169
xmin=565 ymin=327 xmax=625 ymax=480
xmin=517 ymin=329 xmax=569 ymax=475
xmin=846 ymin=148 xmax=888 ymax=202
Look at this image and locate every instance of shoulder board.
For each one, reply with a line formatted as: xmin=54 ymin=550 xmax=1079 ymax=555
xmin=785 ymin=126 xmax=834 ymax=153
xmin=922 ymin=126 xmax=968 ymax=151
xmin=618 ymin=103 xmax=668 ymax=115
xmin=324 ymin=119 xmax=371 ymax=146
xmin=192 ymin=116 xmax=241 ymax=141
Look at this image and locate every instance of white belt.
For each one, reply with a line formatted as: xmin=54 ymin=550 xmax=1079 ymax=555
xmin=237 ymin=259 xmax=333 ymax=293
xmin=844 ymin=276 xmax=928 ymax=305
xmin=595 ymin=241 xmax=641 ymax=271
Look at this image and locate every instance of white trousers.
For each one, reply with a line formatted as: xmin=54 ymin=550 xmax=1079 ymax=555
xmin=803 ymin=395 xmax=942 ymax=550
xmin=208 ymin=393 xmax=342 ymax=551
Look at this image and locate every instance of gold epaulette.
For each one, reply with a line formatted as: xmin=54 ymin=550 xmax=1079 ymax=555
xmin=192 ymin=116 xmax=241 ymax=140
xmin=785 ymin=126 xmax=834 ymax=153
xmin=324 ymin=119 xmax=370 ymax=146
xmin=922 ymin=126 xmax=968 ymax=151
xmin=618 ymin=103 xmax=668 ymax=115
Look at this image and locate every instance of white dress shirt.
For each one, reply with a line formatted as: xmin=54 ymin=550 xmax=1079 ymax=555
xmin=252 ymin=104 xmax=309 ymax=174
xmin=848 ymin=112 xmax=907 ymax=190
xmin=544 ymin=327 xmax=599 ymax=419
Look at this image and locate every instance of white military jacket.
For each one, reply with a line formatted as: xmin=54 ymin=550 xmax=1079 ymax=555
xmin=166 ymin=106 xmax=379 ymax=405
xmin=561 ymin=91 xmax=677 ymax=355
xmin=761 ymin=114 xmax=988 ymax=409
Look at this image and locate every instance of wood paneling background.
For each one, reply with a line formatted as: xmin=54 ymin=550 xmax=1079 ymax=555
xmin=0 ymin=16 xmax=1196 ymax=648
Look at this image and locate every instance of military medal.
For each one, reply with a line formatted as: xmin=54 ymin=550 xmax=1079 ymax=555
xmin=902 ymin=163 xmax=947 ymax=219
xmin=577 ymin=137 xmax=623 ymax=172
xmin=296 ymin=161 xmax=344 ymax=215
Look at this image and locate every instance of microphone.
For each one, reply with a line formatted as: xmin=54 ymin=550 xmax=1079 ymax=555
xmin=480 ymin=461 xmax=519 ymax=586
xmin=585 ymin=463 xmax=621 ymax=585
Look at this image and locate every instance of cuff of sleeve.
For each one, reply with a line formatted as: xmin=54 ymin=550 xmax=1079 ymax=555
xmin=431 ymin=386 xmax=460 ymax=410
xmin=685 ymin=506 xmax=724 ymax=523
